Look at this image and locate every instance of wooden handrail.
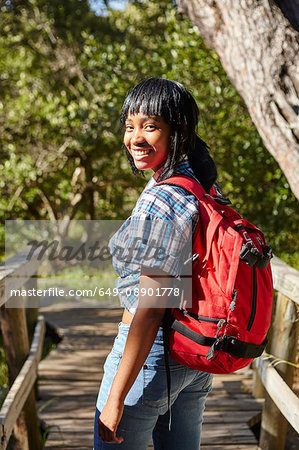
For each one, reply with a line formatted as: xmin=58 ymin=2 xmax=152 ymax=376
xmin=255 ymin=356 xmax=299 ymax=433
xmin=0 ymin=316 xmax=45 ymax=450
xmin=271 ymin=255 xmax=299 ymax=304
xmin=0 ymin=247 xmax=40 ymax=308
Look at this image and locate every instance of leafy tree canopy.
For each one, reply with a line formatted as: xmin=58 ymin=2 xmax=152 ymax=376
xmin=0 ymin=0 xmax=298 ymax=265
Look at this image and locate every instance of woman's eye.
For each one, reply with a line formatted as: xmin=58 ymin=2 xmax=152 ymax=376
xmin=145 ymin=124 xmax=156 ymax=130
xmin=125 ymin=125 xmax=134 ymax=131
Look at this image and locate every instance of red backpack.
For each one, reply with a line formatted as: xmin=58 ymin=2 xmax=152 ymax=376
xmin=160 ymin=175 xmax=273 ymax=374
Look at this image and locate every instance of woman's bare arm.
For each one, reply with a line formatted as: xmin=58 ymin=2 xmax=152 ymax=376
xmin=98 ymin=270 xmax=170 ymax=443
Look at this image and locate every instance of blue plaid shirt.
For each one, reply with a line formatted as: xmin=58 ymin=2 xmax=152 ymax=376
xmin=108 ymin=157 xmax=199 ymax=313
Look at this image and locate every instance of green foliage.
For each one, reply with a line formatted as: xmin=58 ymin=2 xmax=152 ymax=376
xmin=0 ymin=0 xmax=141 ymax=230
xmin=0 ymin=0 xmax=298 ymax=267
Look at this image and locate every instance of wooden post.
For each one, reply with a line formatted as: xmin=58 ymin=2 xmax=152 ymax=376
xmin=25 ymin=277 xmax=39 ymax=345
xmin=253 ymin=296 xmax=275 ymax=399
xmin=252 ymin=368 xmax=265 ymax=399
xmin=0 ymin=301 xmax=41 ymax=450
xmin=25 ymin=276 xmax=39 ymax=400
xmin=259 ymin=293 xmax=298 ymax=449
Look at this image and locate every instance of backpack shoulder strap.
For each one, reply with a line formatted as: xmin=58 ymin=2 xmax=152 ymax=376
xmin=157 ymin=175 xmax=206 ymax=201
xmin=157 ymin=175 xmax=223 ymax=263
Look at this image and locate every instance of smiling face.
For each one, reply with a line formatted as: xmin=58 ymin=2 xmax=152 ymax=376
xmin=124 ymin=112 xmax=171 ymax=172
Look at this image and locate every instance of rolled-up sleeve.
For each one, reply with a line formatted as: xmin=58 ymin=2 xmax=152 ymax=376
xmin=109 ymin=212 xmax=192 ymax=278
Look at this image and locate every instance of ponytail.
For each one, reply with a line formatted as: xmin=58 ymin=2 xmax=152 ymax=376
xmin=188 ymin=137 xmax=217 ymax=193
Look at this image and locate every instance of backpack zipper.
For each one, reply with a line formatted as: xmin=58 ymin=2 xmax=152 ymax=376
xmin=182 ymin=310 xmax=225 ymax=323
xmin=247 ymin=267 xmax=257 ymax=331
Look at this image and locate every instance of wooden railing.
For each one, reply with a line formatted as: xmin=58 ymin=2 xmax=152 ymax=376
xmin=254 ymin=255 xmax=299 ymax=449
xmin=0 ymin=249 xmax=45 ymax=450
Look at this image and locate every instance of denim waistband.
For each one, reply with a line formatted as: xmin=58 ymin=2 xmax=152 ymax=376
xmin=118 ymin=322 xmax=164 ymax=341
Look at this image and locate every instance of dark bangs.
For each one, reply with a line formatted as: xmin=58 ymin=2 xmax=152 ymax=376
xmin=121 ymin=78 xmax=194 ymax=131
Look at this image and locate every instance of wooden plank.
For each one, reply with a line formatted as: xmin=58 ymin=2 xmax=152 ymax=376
xmin=43 ymin=422 xmax=257 ymax=447
xmin=45 ymin=447 xmax=91 ymax=450
xmin=149 ymin=442 xmax=258 ymax=450
xmin=42 ymin=419 xmax=256 ymax=437
xmin=0 ymin=316 xmax=45 ymax=449
xmin=39 ymin=371 xmax=102 ymax=381
xmin=201 ymin=424 xmax=257 ymax=444
xmin=38 ymin=385 xmax=261 ymax=412
xmin=38 ymin=366 xmax=253 ymax=381
xmin=38 ymin=384 xmax=100 ymax=397
xmin=255 ymin=355 xmax=299 ymax=432
xmin=38 ymin=371 xmax=252 ymax=384
xmin=42 ymin=421 xmax=254 ymax=436
xmin=38 ymin=393 xmax=262 ymax=412
xmin=39 ymin=408 xmax=261 ymax=423
xmin=43 ymin=432 xmax=94 ymax=448
xmin=38 ymin=409 xmax=261 ymax=425
xmin=200 ymin=446 xmax=258 ymax=449
xmin=38 ymin=382 xmax=252 ymax=398
xmin=45 ymin=447 xmax=90 ymax=450
xmin=148 ymin=445 xmax=258 ymax=450
xmin=39 ymin=410 xmax=94 ymax=421
xmin=271 ymin=255 xmax=299 ymax=304
xmin=203 ymin=410 xmax=261 ymax=423
xmin=40 ymin=307 xmax=123 ymax=322
xmin=44 ymin=439 xmax=258 ymax=449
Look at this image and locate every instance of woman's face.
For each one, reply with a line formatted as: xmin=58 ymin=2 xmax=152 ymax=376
xmin=124 ymin=112 xmax=171 ymax=172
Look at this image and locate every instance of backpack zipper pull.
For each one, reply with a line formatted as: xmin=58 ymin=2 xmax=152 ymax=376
xmin=206 ymin=319 xmax=226 ymax=360
xmin=215 ymin=319 xmax=226 ymax=339
xmin=229 ymin=289 xmax=238 ymax=311
xmin=183 ymin=253 xmax=200 ymax=265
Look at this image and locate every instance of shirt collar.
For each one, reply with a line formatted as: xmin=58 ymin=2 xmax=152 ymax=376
xmin=153 ymin=165 xmax=165 ymax=181
xmin=153 ymin=156 xmax=198 ymax=182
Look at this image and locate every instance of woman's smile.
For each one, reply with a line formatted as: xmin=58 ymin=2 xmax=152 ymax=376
xmin=124 ymin=112 xmax=171 ymax=172
xmin=131 ymin=148 xmax=152 ymax=157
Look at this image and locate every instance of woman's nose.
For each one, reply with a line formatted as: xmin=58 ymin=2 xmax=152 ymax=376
xmin=131 ymin=128 xmax=145 ymax=144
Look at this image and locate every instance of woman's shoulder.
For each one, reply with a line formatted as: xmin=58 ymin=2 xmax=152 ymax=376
xmin=133 ymin=181 xmax=199 ymax=223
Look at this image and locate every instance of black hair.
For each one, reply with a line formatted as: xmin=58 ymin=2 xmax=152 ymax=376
xmin=121 ymin=78 xmax=217 ymax=192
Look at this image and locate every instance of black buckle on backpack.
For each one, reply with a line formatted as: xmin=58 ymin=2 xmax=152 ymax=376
xmin=204 ymin=194 xmax=232 ymax=205
xmin=207 ymin=335 xmax=267 ymax=360
xmin=239 ymin=244 xmax=272 ymax=269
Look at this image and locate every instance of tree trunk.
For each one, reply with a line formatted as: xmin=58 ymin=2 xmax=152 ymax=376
xmin=178 ymin=0 xmax=299 ymax=200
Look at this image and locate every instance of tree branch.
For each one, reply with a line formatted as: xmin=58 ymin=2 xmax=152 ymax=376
xmin=38 ymin=189 xmax=57 ymax=221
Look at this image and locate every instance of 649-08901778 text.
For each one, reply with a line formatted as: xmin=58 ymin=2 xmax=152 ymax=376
xmin=9 ymin=286 xmax=182 ymax=298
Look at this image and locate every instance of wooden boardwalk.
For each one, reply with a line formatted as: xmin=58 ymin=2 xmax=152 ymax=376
xmin=38 ymin=306 xmax=263 ymax=449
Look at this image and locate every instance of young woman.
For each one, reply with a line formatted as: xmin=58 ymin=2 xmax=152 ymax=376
xmin=94 ymin=78 xmax=218 ymax=449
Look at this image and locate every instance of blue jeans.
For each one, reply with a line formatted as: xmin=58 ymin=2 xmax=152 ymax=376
xmin=94 ymin=322 xmax=213 ymax=450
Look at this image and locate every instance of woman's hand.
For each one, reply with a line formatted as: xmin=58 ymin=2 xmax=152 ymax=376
xmin=98 ymin=397 xmax=124 ymax=444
